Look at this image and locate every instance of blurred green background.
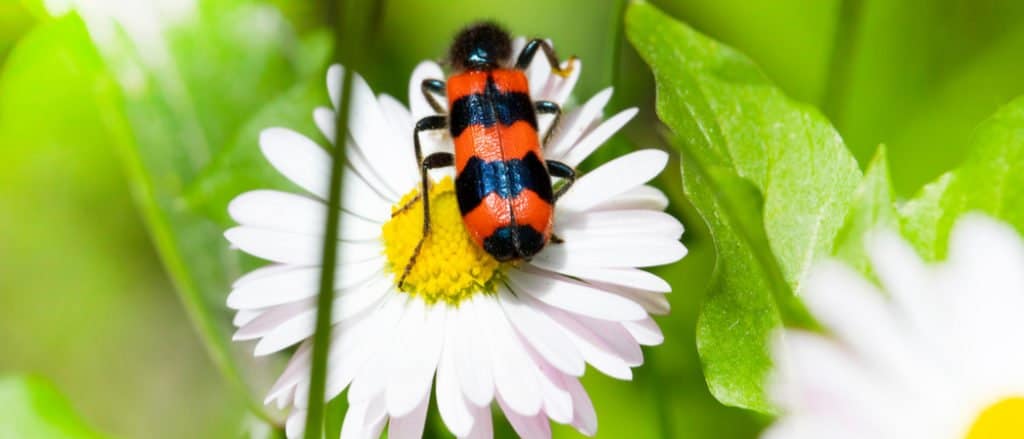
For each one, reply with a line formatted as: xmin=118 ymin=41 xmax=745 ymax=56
xmin=3 ymin=0 xmax=1024 ymax=437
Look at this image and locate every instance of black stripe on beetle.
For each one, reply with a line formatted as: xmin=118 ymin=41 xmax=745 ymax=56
xmin=455 ymin=151 xmax=553 ymax=215
xmin=449 ymin=75 xmax=537 ymax=138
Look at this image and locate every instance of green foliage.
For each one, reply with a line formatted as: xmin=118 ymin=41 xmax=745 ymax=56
xmin=831 ymin=147 xmax=897 ymax=273
xmin=900 ymin=95 xmax=1024 ymax=261
xmin=627 ymin=1 xmax=862 ymax=412
xmin=0 ymin=376 xmax=109 ymax=439
xmin=79 ymin=0 xmax=329 ymax=424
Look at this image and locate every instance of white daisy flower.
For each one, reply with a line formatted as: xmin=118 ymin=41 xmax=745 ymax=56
xmin=766 ymin=214 xmax=1024 ymax=439
xmin=225 ymin=37 xmax=686 ymax=439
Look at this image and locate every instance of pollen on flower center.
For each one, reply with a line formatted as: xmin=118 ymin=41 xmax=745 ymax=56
xmin=966 ymin=397 xmax=1024 ymax=439
xmin=381 ymin=177 xmax=501 ymax=303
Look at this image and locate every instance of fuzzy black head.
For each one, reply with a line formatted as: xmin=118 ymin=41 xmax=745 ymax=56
xmin=448 ymin=22 xmax=512 ymax=71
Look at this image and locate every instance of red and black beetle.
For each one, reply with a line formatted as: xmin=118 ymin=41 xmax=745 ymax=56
xmin=398 ymin=22 xmax=577 ymax=287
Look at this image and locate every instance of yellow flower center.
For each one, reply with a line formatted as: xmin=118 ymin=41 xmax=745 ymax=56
xmin=966 ymin=397 xmax=1024 ymax=439
xmin=381 ymin=177 xmax=501 ymax=303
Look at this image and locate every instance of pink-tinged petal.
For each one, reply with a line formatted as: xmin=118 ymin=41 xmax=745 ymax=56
xmin=388 ymin=395 xmax=429 ymax=439
xmin=572 ymin=313 xmax=644 ymax=367
xmin=461 ymin=404 xmax=493 ymax=439
xmin=557 ymin=149 xmax=668 ymax=212
xmin=545 ymin=88 xmax=611 ymax=159
xmin=507 ymin=269 xmax=646 ymax=322
xmin=340 ymin=395 xmax=388 ymax=439
xmin=437 ymin=315 xmax=475 ymax=437
xmin=586 ymin=184 xmax=669 ymax=212
xmin=234 ymin=298 xmax=313 ymax=341
xmin=453 ymin=297 xmax=496 ymax=406
xmin=259 ymin=127 xmax=331 ymax=199
xmin=561 ymin=108 xmax=638 ymax=167
xmin=532 ymin=298 xmax=633 ymax=380
xmin=565 ymin=377 xmax=597 ymax=436
xmin=387 ymin=300 xmax=445 ymax=417
xmin=481 ymin=297 xmax=543 ymax=416
xmin=497 ymin=394 xmax=552 ymax=439
xmin=409 ymin=61 xmax=447 ymax=120
xmin=266 ymin=341 xmax=312 ymax=404
xmin=498 ymin=286 xmax=585 ymax=376
xmin=534 ymin=360 xmax=574 ymax=424
xmin=623 ymin=317 xmax=664 ymax=346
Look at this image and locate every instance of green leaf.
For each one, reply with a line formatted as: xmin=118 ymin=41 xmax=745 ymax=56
xmin=72 ymin=1 xmax=328 ymax=423
xmin=626 ymin=1 xmax=862 ymax=411
xmin=0 ymin=376 xmax=109 ymax=439
xmin=832 ymin=146 xmax=896 ymax=273
xmin=900 ymin=94 xmax=1024 ymax=261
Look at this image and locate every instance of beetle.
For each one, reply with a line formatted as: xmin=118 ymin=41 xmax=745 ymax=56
xmin=398 ymin=22 xmax=578 ymax=287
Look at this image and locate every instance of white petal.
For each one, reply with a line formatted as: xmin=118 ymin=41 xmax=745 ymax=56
xmin=231 ymin=263 xmax=294 ymax=288
xmin=497 ymin=394 xmax=552 ymax=439
xmin=286 ymin=409 xmax=307 ymax=439
xmin=557 ymin=150 xmax=669 ymax=212
xmin=260 ymin=127 xmax=331 ymax=199
xmin=348 ymin=294 xmax=411 ymax=403
xmin=453 ymin=297 xmax=496 ymax=406
xmin=314 ymin=106 xmax=337 ymax=144
xmin=533 ymin=299 xmax=633 ymax=380
xmin=587 ymin=184 xmax=668 ymax=212
xmin=387 ymin=300 xmax=445 ymax=417
xmin=571 ymin=313 xmax=644 ymax=367
xmin=562 ymin=108 xmax=638 ymax=167
xmin=379 ymin=94 xmax=414 ymax=135
xmin=565 ymin=377 xmax=597 ymax=436
xmin=545 ymin=88 xmax=612 ymax=159
xmin=623 ymin=317 xmax=664 ymax=346
xmin=529 ymin=264 xmax=671 ymax=294
xmin=234 ymin=298 xmax=313 ymax=341
xmin=324 ymin=292 xmax=407 ymax=401
xmin=555 ymin=209 xmax=683 ymax=240
xmin=409 ymin=61 xmax=447 ymax=121
xmin=437 ymin=317 xmax=475 ymax=437
xmin=543 ymin=58 xmax=581 ymax=106
xmin=266 ymin=341 xmax=312 ymax=403
xmin=461 ymin=404 xmax=493 ymax=439
xmin=225 ymin=227 xmax=383 ymax=266
xmin=229 ymin=190 xmax=383 ymax=241
xmin=341 ymin=167 xmax=394 ymax=222
xmin=507 ymin=269 xmax=647 ymax=321
xmin=535 ymin=362 xmax=574 ymax=424
xmin=613 ymin=288 xmax=671 ymax=315
xmin=227 ymin=261 xmax=383 ymax=309
xmin=233 ymin=309 xmax=261 ymax=327
xmin=327 ymin=64 xmax=343 ymax=109
xmin=498 ymin=287 xmax=585 ymax=376
xmin=533 ymin=235 xmax=686 ymax=269
xmin=252 ymin=276 xmax=391 ymax=355
xmin=347 ymin=74 xmax=409 ymax=198
xmin=340 ymin=396 xmax=388 ymax=439
xmin=388 ymin=395 xmax=429 ymax=439
xmin=481 ymin=297 xmax=543 ymax=416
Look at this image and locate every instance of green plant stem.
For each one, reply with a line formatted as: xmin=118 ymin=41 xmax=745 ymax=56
xmin=303 ymin=57 xmax=353 ymax=439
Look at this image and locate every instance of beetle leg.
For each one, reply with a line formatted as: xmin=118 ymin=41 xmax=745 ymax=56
xmin=399 ymin=115 xmax=451 ymax=289
xmin=421 ymin=79 xmax=447 ymax=114
xmin=515 ymin=39 xmax=576 ymax=77
xmin=546 ymin=160 xmax=576 ymax=202
xmin=534 ymin=100 xmax=561 ymax=147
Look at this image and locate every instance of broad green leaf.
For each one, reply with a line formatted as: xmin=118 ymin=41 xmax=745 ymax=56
xmin=0 ymin=376 xmax=109 ymax=439
xmin=832 ymin=146 xmax=896 ymax=274
xmin=66 ymin=0 xmax=328 ymax=422
xmin=900 ymin=95 xmax=1024 ymax=261
xmin=626 ymin=1 xmax=862 ymax=411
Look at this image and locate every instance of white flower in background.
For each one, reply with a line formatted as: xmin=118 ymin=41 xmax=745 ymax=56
xmin=225 ymin=38 xmax=686 ymax=439
xmin=766 ymin=214 xmax=1024 ymax=439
